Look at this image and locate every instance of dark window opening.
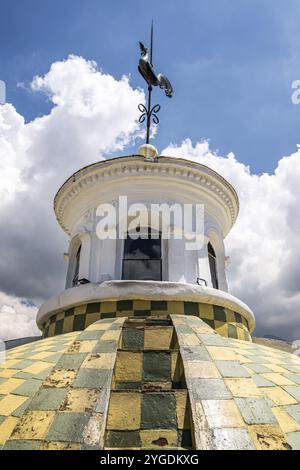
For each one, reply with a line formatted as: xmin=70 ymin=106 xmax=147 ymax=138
xmin=208 ymin=242 xmax=218 ymax=289
xmin=122 ymin=229 xmax=162 ymax=281
xmin=72 ymin=245 xmax=81 ymax=287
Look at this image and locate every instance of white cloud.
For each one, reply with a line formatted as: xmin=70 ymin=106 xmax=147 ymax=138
xmin=0 ymin=293 xmax=39 ymax=341
xmin=0 ymin=55 xmax=145 ymax=340
xmin=162 ymin=139 xmax=300 ymax=340
xmin=1 ymin=55 xmax=300 ymax=342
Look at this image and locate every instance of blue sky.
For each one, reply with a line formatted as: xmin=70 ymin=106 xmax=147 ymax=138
xmin=1 ymin=0 xmax=300 ymax=173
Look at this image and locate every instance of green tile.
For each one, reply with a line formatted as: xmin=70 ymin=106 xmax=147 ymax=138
xmin=141 ymin=392 xmax=176 ymax=429
xmin=197 ymin=334 xmax=227 ymax=346
xmin=34 ymin=367 xmax=54 ymax=380
xmin=235 ymin=397 xmax=277 ymax=425
xmin=234 ymin=312 xmax=243 ymax=324
xmin=213 ymin=305 xmax=226 ymax=322
xmin=117 ymin=300 xmax=133 ymax=311
xmin=86 ymin=303 xmax=101 ymax=314
xmin=3 ymin=440 xmax=42 ymax=450
xmin=122 ymin=328 xmax=144 ymax=350
xmin=151 ymin=301 xmax=167 ymax=311
xmin=0 ymin=416 xmax=6 ymax=425
xmin=56 ymin=353 xmax=88 ymax=369
xmin=143 ymin=352 xmax=171 ymax=382
xmin=175 ymin=325 xmax=194 ymax=334
xmin=215 ymin=361 xmax=250 ymax=378
xmin=184 ymin=302 xmax=199 ymax=316
xmin=228 ymin=324 xmax=238 ymax=339
xmin=13 ymin=379 xmax=42 ymax=397
xmin=28 ymin=387 xmax=67 ymax=411
xmin=115 ymin=381 xmax=142 ymax=390
xmin=101 ymin=312 xmax=117 ymax=319
xmin=252 ymin=375 xmax=275 ymax=387
xmin=54 ymin=319 xmax=64 ymax=335
xmin=10 ymin=360 xmax=35 ymax=370
xmin=93 ymin=341 xmax=117 ymax=353
xmin=287 ymin=432 xmax=300 ymax=450
xmin=245 ymin=364 xmax=273 ymax=373
xmin=189 ymin=378 xmax=232 ymax=400
xmin=49 ymin=315 xmax=57 ymax=324
xmin=46 ymin=353 xmax=65 ymax=363
xmin=283 ymin=373 xmax=300 ymax=385
xmin=65 ymin=307 xmax=75 ymax=317
xmin=11 ymin=398 xmax=31 ymax=417
xmin=284 ymin=404 xmax=300 ymax=422
xmin=46 ymin=412 xmax=90 ymax=443
xmin=202 ymin=318 xmax=215 ymax=329
xmin=73 ymin=369 xmax=111 ymax=388
xmin=181 ymin=346 xmax=210 ymax=362
xmin=213 ymin=428 xmax=254 ymax=450
xmin=283 ymin=386 xmax=300 ymax=401
xmin=105 ymin=431 xmax=140 ymax=448
xmin=77 ymin=330 xmax=104 ymax=341
xmin=73 ymin=314 xmax=86 ymax=331
xmin=133 ymin=310 xmax=151 ymax=317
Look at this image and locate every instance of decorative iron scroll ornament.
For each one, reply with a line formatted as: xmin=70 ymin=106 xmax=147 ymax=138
xmin=138 ymin=22 xmax=173 ymax=144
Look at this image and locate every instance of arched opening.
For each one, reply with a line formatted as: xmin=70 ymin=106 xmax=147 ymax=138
xmin=122 ymin=228 xmax=162 ymax=281
xmin=72 ymin=245 xmax=81 ymax=286
xmin=208 ymin=242 xmax=218 ymax=289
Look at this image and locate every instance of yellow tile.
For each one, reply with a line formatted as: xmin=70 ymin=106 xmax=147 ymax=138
xmin=144 ymin=327 xmax=173 ymax=349
xmin=260 ymin=387 xmax=297 ymax=406
xmin=0 ymin=369 xmax=17 ymax=379
xmin=30 ymin=352 xmax=56 ymax=361
xmin=48 ymin=323 xmax=56 ymax=337
xmin=59 ymin=388 xmax=98 ymax=413
xmin=74 ymin=305 xmax=86 ymax=315
xmin=22 ymin=362 xmax=53 ymax=375
xmin=106 ymin=392 xmax=141 ymax=430
xmin=140 ymin=430 xmax=178 ymax=448
xmin=214 ymin=322 xmax=228 ymax=337
xmin=193 ymin=325 xmax=215 ymax=334
xmin=261 ymin=373 xmax=295 ymax=386
xmin=100 ymin=302 xmax=117 ymax=313
xmin=44 ymin=369 xmax=76 ymax=388
xmin=41 ymin=442 xmax=81 ymax=450
xmin=226 ymin=310 xmax=236 ymax=323
xmin=178 ymin=334 xmax=200 ymax=347
xmin=0 ymin=359 xmax=22 ymax=370
xmin=248 ymin=424 xmax=290 ymax=450
xmin=199 ymin=303 xmax=214 ymax=320
xmin=262 ymin=364 xmax=289 ymax=374
xmin=101 ymin=330 xmax=120 ymax=342
xmin=11 ymin=411 xmax=55 ymax=440
xmin=171 ymin=351 xmax=182 ymax=382
xmin=168 ymin=301 xmax=184 ymax=315
xmin=202 ymin=400 xmax=244 ymax=428
xmin=234 ymin=354 xmax=253 ymax=364
xmin=82 ymin=353 xmax=116 ymax=369
xmin=272 ymin=407 xmax=300 ymax=433
xmin=184 ymin=361 xmax=221 ymax=379
xmin=225 ymin=378 xmax=261 ymax=398
xmin=56 ymin=312 xmax=65 ymax=322
xmin=67 ymin=340 xmax=98 ymax=353
xmin=0 ymin=378 xmax=25 ymax=395
xmin=175 ymin=391 xmax=190 ymax=429
xmin=0 ymin=416 xmax=19 ymax=445
xmin=114 ymin=352 xmax=142 ymax=382
xmin=237 ymin=328 xmax=247 ymax=341
xmin=0 ymin=395 xmax=28 ymax=416
xmin=207 ymin=347 xmax=237 ymax=361
xmin=62 ymin=316 xmax=74 ymax=334
xmin=85 ymin=313 xmax=102 ymax=327
xmin=133 ymin=300 xmax=150 ymax=310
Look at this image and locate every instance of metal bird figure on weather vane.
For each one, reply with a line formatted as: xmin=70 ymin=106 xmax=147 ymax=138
xmin=138 ymin=22 xmax=173 ymax=144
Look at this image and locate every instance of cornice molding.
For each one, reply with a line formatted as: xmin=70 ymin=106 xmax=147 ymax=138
xmin=54 ymin=156 xmax=239 ymax=235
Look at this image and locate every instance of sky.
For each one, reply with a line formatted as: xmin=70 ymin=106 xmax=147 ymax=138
xmin=1 ymin=0 xmax=300 ymax=341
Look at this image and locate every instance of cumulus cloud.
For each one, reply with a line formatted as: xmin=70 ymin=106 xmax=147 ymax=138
xmin=1 ymin=55 xmax=300 ymax=342
xmin=0 ymin=293 xmax=39 ymax=341
xmin=162 ymin=139 xmax=300 ymax=340
xmin=0 ymin=55 xmax=144 ymax=340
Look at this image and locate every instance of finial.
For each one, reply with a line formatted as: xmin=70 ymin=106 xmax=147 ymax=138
xmin=138 ymin=22 xmax=173 ymax=144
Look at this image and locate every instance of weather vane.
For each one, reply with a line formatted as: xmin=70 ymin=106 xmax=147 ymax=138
xmin=138 ymin=21 xmax=173 ymax=144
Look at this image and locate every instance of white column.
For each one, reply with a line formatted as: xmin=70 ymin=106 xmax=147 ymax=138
xmin=197 ymin=236 xmax=211 ymax=287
